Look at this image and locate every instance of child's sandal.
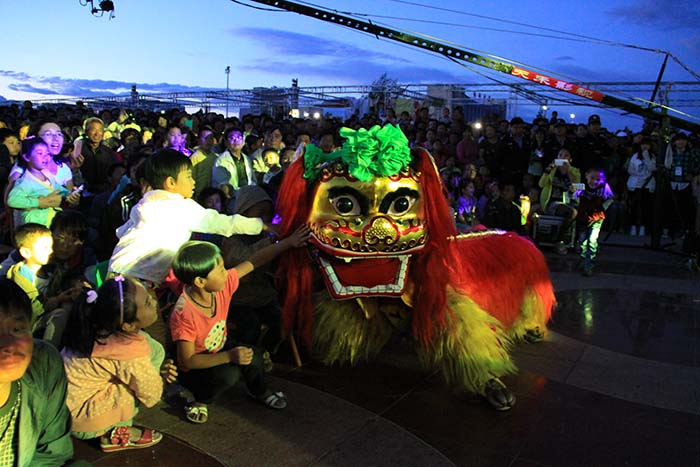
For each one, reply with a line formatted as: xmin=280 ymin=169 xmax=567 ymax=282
xmin=185 ymin=402 xmax=208 ymax=424
xmin=255 ymin=390 xmax=287 ymax=410
xmin=100 ymin=425 xmax=163 ymax=452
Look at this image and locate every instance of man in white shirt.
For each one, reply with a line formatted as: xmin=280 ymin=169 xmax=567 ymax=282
xmin=212 ymin=128 xmax=256 ymax=199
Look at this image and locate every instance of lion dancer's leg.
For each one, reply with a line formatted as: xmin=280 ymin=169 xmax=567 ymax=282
xmin=452 ymin=232 xmax=556 ymax=345
xmin=415 ymin=287 xmax=517 ymax=411
xmin=505 ymin=285 xmax=555 ymax=344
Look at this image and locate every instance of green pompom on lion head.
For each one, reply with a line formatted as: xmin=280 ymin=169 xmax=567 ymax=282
xmin=303 ymin=124 xmax=411 ymax=182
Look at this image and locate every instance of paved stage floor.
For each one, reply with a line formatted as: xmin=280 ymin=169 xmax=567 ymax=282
xmin=74 ymin=233 xmax=700 ymax=466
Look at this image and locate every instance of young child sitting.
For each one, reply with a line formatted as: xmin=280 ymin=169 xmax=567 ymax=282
xmin=454 ymin=179 xmax=478 ymax=230
xmin=5 ymin=223 xmax=53 ymax=328
xmin=109 ymin=149 xmax=269 ymax=286
xmin=61 ymin=276 xmax=178 ymax=452
xmin=44 ymin=210 xmax=96 ymax=298
xmin=5 ymin=223 xmax=83 ymax=345
xmin=7 ymin=138 xmax=79 ymax=228
xmin=574 ymin=168 xmax=614 ymax=276
xmin=0 ymin=279 xmax=74 ymax=466
xmin=169 ymin=224 xmax=309 ymax=424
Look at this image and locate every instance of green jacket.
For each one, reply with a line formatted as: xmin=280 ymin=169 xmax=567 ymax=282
xmin=18 ymin=340 xmax=74 ymax=467
xmin=6 ymin=262 xmax=45 ymax=328
xmin=538 ymin=166 xmax=581 ymax=208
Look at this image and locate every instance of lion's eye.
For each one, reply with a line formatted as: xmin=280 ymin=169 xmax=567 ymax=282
xmin=331 ymin=195 xmax=361 ymax=216
xmin=387 ymin=196 xmax=416 ymax=215
xmin=336 ymin=198 xmax=353 ymax=213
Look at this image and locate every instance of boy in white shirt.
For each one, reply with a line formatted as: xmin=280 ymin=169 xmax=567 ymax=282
xmin=109 ymin=149 xmax=268 ymax=285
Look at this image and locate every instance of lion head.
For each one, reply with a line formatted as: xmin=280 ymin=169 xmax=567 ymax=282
xmin=307 ymin=161 xmax=427 ymax=299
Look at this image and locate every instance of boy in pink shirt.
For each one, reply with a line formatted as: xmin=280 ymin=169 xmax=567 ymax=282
xmin=169 ymin=225 xmax=309 ymax=423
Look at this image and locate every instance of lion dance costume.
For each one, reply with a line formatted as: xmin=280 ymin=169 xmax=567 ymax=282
xmin=276 ymin=125 xmax=554 ymax=410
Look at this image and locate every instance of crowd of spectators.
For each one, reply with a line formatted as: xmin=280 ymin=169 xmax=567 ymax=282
xmin=0 ymin=98 xmax=699 ymax=462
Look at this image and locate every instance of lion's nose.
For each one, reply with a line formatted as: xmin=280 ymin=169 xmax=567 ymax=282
xmin=363 ymin=216 xmax=398 ymax=247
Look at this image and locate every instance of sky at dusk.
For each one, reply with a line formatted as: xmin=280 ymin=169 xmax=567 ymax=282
xmin=2 ymin=0 xmax=699 ymax=130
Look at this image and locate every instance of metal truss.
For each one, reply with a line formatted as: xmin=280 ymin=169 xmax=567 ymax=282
xmin=23 ymin=81 xmax=700 ymax=118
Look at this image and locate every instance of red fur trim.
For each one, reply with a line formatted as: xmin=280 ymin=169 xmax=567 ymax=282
xmin=408 ymin=148 xmax=458 ymax=346
xmin=278 ymin=249 xmax=315 ymax=347
xmin=276 ymin=157 xmax=316 ymax=347
xmin=276 ymin=157 xmax=311 ymax=237
xmin=450 ymin=232 xmax=555 ymax=326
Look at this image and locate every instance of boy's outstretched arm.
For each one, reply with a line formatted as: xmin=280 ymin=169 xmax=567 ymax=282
xmin=234 ymin=224 xmax=310 ymax=279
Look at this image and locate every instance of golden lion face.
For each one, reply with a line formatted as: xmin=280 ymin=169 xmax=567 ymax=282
xmin=307 ymin=162 xmax=427 ymax=299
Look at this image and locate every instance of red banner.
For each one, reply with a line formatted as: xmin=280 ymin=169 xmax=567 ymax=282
xmin=510 ymin=67 xmax=604 ymax=102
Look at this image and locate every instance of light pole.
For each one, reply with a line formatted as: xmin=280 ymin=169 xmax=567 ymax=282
xmin=225 ymin=66 xmax=231 ymax=118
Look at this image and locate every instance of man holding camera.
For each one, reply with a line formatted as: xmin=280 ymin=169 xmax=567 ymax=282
xmin=538 ymin=149 xmax=581 ymax=254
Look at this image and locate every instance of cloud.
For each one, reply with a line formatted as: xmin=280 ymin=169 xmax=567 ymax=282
xmin=229 ymin=27 xmax=468 ymax=84
xmin=241 ymin=56 xmax=465 ymax=84
xmin=0 ymin=71 xmax=32 ymax=81
xmin=230 ymin=27 xmax=405 ymax=63
xmin=606 ymin=0 xmax=700 ymax=29
xmin=233 ymin=27 xmax=529 ymax=86
xmin=0 ymin=59 xmax=465 ymax=102
xmin=0 ymin=69 xmax=220 ymax=97
xmin=8 ymin=84 xmax=60 ymax=95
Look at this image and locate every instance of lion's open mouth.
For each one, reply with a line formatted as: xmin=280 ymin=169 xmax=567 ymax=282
xmin=315 ymin=254 xmax=410 ymax=299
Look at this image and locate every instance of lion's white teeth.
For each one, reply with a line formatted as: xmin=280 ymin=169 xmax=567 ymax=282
xmin=318 ymin=256 xmax=409 ymax=299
